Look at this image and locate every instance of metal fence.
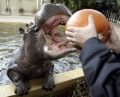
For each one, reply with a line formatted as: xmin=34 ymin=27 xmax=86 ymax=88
xmin=102 ymin=9 xmax=120 ymax=24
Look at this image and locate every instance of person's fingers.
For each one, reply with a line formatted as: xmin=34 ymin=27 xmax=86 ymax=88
xmin=66 ymin=37 xmax=76 ymax=42
xmin=65 ymin=31 xmax=75 ymax=37
xmin=66 ymin=26 xmax=80 ymax=32
xmin=109 ymin=22 xmax=115 ymax=33
xmin=105 ymin=41 xmax=119 ymax=53
xmin=69 ymin=42 xmax=77 ymax=46
xmin=105 ymin=41 xmax=113 ymax=48
xmin=88 ymin=14 xmax=95 ymax=27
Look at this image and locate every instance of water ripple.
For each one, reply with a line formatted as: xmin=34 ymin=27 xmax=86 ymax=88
xmin=0 ymin=32 xmax=81 ymax=85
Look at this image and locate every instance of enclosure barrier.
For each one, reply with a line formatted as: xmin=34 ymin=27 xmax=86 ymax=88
xmin=0 ymin=68 xmax=84 ymax=97
xmin=103 ymin=9 xmax=120 ymax=24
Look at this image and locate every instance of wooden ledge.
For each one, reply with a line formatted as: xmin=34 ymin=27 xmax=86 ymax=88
xmin=0 ymin=68 xmax=84 ymax=97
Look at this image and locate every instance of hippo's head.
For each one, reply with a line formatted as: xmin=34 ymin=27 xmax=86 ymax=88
xmin=19 ymin=3 xmax=76 ymax=61
xmin=34 ymin=3 xmax=76 ymax=59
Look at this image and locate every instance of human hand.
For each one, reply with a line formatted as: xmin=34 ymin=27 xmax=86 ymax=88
xmin=106 ymin=23 xmax=120 ymax=53
xmin=65 ymin=15 xmax=97 ymax=48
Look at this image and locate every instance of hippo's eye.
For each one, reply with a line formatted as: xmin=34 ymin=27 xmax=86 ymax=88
xmin=23 ymin=33 xmax=27 ymax=40
xmin=29 ymin=25 xmax=39 ymax=33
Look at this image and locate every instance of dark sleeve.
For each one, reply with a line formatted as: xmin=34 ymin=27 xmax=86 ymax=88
xmin=79 ymin=37 xmax=120 ymax=97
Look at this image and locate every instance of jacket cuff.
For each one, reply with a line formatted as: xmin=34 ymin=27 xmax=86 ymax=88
xmin=83 ymin=37 xmax=102 ymax=50
xmin=80 ymin=37 xmax=109 ymax=63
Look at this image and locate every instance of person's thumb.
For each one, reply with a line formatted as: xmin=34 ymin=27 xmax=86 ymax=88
xmin=88 ymin=14 xmax=95 ymax=27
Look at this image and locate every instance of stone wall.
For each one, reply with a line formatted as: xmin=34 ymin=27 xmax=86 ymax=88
xmin=0 ymin=0 xmax=51 ymax=16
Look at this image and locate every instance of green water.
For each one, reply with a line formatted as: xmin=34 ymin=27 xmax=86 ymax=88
xmin=0 ymin=31 xmax=81 ymax=85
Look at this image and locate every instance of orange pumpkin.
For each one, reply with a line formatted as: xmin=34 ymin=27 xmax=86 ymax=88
xmin=66 ymin=9 xmax=110 ymax=42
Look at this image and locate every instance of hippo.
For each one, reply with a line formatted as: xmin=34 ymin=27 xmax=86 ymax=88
xmin=7 ymin=3 xmax=76 ymax=96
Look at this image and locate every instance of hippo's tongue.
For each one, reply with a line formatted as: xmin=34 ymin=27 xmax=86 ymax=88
xmin=43 ymin=32 xmax=76 ymax=58
xmin=44 ymin=41 xmax=76 ymax=59
xmin=50 ymin=25 xmax=66 ymax=43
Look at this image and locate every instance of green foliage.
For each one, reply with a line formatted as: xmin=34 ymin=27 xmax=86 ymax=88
xmin=72 ymin=79 xmax=90 ymax=97
xmin=61 ymin=0 xmax=82 ymax=12
xmin=60 ymin=0 xmax=100 ymax=12
xmin=117 ymin=0 xmax=120 ymax=6
xmin=88 ymin=0 xmax=94 ymax=7
xmin=59 ymin=0 xmax=119 ymax=12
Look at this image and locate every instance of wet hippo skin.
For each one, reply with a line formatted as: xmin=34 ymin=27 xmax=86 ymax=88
xmin=7 ymin=3 xmax=76 ymax=96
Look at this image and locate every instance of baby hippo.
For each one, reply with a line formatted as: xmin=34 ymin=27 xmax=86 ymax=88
xmin=7 ymin=24 xmax=56 ymax=96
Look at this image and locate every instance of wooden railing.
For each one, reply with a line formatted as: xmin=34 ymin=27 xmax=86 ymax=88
xmin=0 ymin=68 xmax=85 ymax=97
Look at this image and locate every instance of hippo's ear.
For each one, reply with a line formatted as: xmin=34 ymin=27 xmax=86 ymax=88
xmin=19 ymin=28 xmax=25 ymax=34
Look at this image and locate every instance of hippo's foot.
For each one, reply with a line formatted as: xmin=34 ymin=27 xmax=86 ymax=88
xmin=7 ymin=69 xmax=30 ymax=96
xmin=14 ymin=81 xmax=30 ymax=96
xmin=42 ymin=75 xmax=55 ymax=91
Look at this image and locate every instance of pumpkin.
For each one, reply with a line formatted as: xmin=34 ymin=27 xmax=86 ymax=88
xmin=66 ymin=9 xmax=110 ymax=42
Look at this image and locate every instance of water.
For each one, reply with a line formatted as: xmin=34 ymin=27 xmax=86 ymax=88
xmin=0 ymin=31 xmax=81 ymax=85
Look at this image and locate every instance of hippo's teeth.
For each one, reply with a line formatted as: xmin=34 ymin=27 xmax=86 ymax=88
xmin=44 ymin=45 xmax=52 ymax=52
xmin=44 ymin=45 xmax=48 ymax=52
xmin=61 ymin=22 xmax=64 ymax=25
xmin=60 ymin=22 xmax=65 ymax=25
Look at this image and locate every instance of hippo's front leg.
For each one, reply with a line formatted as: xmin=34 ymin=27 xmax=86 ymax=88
xmin=42 ymin=63 xmax=55 ymax=91
xmin=7 ymin=69 xmax=30 ymax=96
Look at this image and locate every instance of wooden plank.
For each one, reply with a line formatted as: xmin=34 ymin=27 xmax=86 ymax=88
xmin=0 ymin=68 xmax=84 ymax=97
xmin=0 ymin=69 xmax=84 ymax=97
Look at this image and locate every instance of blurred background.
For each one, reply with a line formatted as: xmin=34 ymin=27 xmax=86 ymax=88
xmin=0 ymin=0 xmax=119 ymax=16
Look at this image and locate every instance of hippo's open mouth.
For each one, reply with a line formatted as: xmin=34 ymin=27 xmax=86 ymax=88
xmin=42 ymin=14 xmax=76 ymax=56
xmin=42 ymin=15 xmax=67 ymax=43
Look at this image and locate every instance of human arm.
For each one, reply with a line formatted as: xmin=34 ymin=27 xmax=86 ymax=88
xmin=80 ymin=37 xmax=120 ymax=97
xmin=65 ymin=15 xmax=120 ymax=97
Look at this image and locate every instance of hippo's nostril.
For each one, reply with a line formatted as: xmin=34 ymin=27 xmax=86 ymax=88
xmin=14 ymin=89 xmax=17 ymax=94
xmin=24 ymin=91 xmax=28 ymax=95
